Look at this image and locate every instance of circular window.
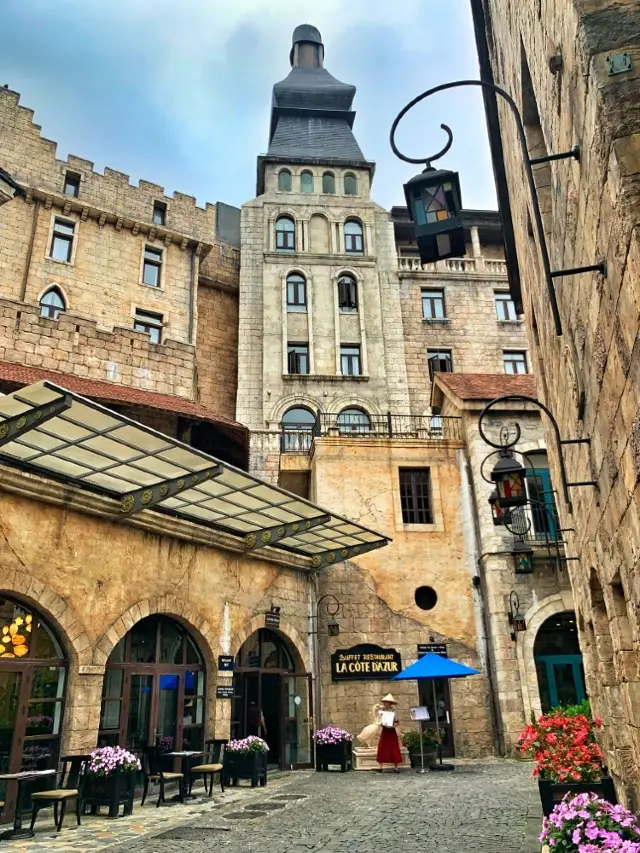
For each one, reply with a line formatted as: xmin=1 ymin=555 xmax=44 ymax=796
xmin=414 ymin=586 xmax=438 ymax=610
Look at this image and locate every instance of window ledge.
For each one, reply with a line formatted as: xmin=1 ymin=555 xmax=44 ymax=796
xmin=287 ymin=308 xmax=308 ymax=314
xmin=497 ymin=319 xmax=523 ymax=326
xmin=139 ymin=282 xmax=166 ymax=293
xmin=397 ymin=521 xmax=445 ymax=534
xmin=283 ymin=374 xmax=369 ymax=382
xmin=45 ymin=257 xmax=73 ymax=267
xmin=423 ymin=318 xmax=450 ymax=325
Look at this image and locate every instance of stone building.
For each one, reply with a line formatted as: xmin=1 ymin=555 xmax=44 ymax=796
xmin=0 ymin=17 xmax=592 ymax=816
xmin=471 ymin=0 xmax=640 ymax=805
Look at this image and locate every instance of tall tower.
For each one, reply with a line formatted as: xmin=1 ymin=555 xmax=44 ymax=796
xmin=237 ymin=25 xmax=410 ymax=485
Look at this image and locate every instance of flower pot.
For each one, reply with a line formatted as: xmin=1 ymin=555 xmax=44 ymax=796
xmin=538 ymin=776 xmax=617 ymax=817
xmin=223 ymin=751 xmax=267 ymax=788
xmin=82 ymin=770 xmax=136 ymax=818
xmin=316 ymin=741 xmax=352 ymax=772
xmin=408 ymin=749 xmax=436 ymax=769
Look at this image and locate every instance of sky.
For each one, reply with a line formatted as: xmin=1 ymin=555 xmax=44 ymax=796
xmin=1 ymin=0 xmax=497 ymax=212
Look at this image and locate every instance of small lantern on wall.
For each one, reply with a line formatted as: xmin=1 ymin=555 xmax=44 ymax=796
xmin=512 ymin=539 xmax=534 ymax=574
xmin=403 ymin=167 xmax=466 ymax=264
xmin=328 ymin=618 xmax=340 ymax=637
xmin=488 ymin=489 xmax=505 ymax=526
xmin=490 ymin=454 xmax=527 ymax=507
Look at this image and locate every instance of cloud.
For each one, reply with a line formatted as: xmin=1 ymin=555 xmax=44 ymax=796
xmin=0 ymin=0 xmax=496 ymax=210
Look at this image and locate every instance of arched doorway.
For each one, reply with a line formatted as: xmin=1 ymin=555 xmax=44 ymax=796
xmin=534 ymin=611 xmax=585 ymax=711
xmin=0 ymin=596 xmax=67 ymax=816
xmin=232 ymin=629 xmax=313 ymax=769
xmin=98 ymin=616 xmax=205 ymax=755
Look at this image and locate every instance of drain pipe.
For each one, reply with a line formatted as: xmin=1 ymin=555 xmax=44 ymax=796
xmin=20 ymin=198 xmax=39 ymax=301
xmin=310 ymin=572 xmax=321 ymax=767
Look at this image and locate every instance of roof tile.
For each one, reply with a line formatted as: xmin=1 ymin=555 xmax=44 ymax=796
xmin=436 ymin=372 xmax=537 ymax=401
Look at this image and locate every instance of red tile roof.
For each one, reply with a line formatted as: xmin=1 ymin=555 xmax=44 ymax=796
xmin=435 ymin=372 xmax=537 ymax=401
xmin=0 ymin=361 xmax=246 ymax=431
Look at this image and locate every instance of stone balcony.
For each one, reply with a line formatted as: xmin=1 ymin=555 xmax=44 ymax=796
xmin=397 ymin=255 xmax=509 ymax=276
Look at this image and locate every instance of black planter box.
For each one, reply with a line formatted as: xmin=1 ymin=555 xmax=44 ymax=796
xmin=316 ymin=741 xmax=353 ymax=772
xmin=82 ymin=770 xmax=136 ymax=818
xmin=408 ymin=749 xmax=436 ymax=769
xmin=538 ymin=776 xmax=618 ymax=817
xmin=223 ymin=750 xmax=267 ymax=788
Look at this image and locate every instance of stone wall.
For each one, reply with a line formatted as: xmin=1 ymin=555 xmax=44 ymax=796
xmin=482 ymin=0 xmax=640 ymax=805
xmin=312 ymin=436 xmax=495 ymax=757
xmin=196 ymin=282 xmax=239 ymax=420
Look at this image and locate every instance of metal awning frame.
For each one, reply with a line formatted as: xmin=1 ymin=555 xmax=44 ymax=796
xmin=0 ymin=382 xmax=390 ymax=564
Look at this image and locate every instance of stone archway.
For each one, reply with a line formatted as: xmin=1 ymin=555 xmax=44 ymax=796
xmin=230 ymin=614 xmax=310 ymax=672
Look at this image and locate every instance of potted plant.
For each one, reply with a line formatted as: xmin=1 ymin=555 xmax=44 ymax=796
xmin=402 ymin=729 xmax=438 ymax=768
xmin=222 ymin=736 xmax=268 ymax=788
xmin=314 ymin=726 xmax=353 ymax=772
xmin=518 ymin=708 xmax=617 ymax=816
xmin=82 ymin=746 xmax=141 ymax=818
xmin=540 ymin=792 xmax=640 ymax=851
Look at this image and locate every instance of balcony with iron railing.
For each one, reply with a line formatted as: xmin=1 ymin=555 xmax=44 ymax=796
xmin=398 ymin=255 xmax=508 ymax=276
xmin=280 ymin=412 xmax=462 ymax=454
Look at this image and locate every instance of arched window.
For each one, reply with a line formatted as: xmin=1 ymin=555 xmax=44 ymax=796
xmin=344 ymin=220 xmax=364 ymax=255
xmin=322 ymin=172 xmax=335 ymax=194
xmin=300 ymin=171 xmax=314 ymax=193
xmin=281 ymin=407 xmax=316 ymax=452
xmin=338 ymin=407 xmax=371 ymax=434
xmin=39 ymin=287 xmax=65 ymax=320
xmin=344 ymin=173 xmax=357 ymax=195
xmin=99 ymin=615 xmax=205 ymax=752
xmin=337 ymin=274 xmax=358 ymax=312
xmin=275 ymin=216 xmax=295 ymax=252
xmin=286 ymin=273 xmax=307 ymax=311
xmin=278 ymin=170 xmax=292 ymax=192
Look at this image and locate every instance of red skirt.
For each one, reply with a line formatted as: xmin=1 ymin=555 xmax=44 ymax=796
xmin=377 ymin=726 xmax=402 ymax=765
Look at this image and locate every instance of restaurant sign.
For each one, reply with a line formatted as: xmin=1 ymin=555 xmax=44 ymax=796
xmin=331 ymin=644 xmax=402 ymax=681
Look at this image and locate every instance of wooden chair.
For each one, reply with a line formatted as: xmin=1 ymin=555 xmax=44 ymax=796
xmin=29 ymin=761 xmax=85 ymax=833
xmin=188 ymin=739 xmax=227 ymax=796
xmin=141 ymin=746 xmax=184 ymax=808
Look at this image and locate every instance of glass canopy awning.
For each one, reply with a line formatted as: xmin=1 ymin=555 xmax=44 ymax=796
xmin=0 ymin=381 xmax=390 ymax=567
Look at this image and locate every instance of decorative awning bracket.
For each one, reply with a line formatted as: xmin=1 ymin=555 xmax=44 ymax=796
xmin=119 ymin=464 xmax=223 ymax=517
xmin=244 ymin=514 xmax=331 ymax=551
xmin=310 ymin=539 xmax=389 ymax=569
xmin=0 ymin=394 xmax=73 ymax=448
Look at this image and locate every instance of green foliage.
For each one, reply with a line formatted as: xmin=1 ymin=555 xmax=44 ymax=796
xmin=402 ymin=729 xmax=439 ymax=751
xmin=550 ymin=699 xmax=591 ymax=718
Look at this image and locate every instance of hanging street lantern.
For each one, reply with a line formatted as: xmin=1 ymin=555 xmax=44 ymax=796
xmin=488 ymin=489 xmax=505 ymax=526
xmin=403 ymin=167 xmax=466 ymax=264
xmin=491 ymin=453 xmax=527 ymax=507
xmin=512 ymin=540 xmax=534 ymax=574
xmin=327 ymin=617 xmax=340 ymax=637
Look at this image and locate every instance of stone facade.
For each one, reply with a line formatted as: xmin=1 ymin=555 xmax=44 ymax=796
xmin=476 ymin=0 xmax=640 ymax=806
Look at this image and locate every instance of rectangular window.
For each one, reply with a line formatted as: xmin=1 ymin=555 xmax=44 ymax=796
xmin=495 ymin=291 xmax=517 ymax=321
xmin=422 ymin=289 xmax=445 ymax=320
xmin=152 ymin=201 xmax=167 ymax=226
xmin=286 ymin=277 xmax=307 ymax=311
xmin=63 ymin=171 xmax=80 ymax=198
xmin=49 ymin=218 xmax=75 ymax=262
xmin=504 ymin=350 xmax=528 ymax=374
xmin=399 ymin=468 xmax=433 ymax=524
xmin=340 ymin=345 xmax=361 ymax=377
xmin=338 ymin=277 xmax=358 ymax=312
xmin=142 ymin=246 xmax=162 ymax=287
xmin=427 ymin=349 xmax=453 ymax=380
xmin=134 ymin=309 xmax=163 ymax=344
xmin=287 ymin=344 xmax=309 ymax=375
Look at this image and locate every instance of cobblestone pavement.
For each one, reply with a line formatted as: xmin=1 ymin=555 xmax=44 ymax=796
xmin=7 ymin=762 xmax=542 ymax=853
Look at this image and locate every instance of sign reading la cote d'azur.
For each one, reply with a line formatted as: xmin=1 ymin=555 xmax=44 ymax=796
xmin=331 ymin=644 xmax=402 ymax=681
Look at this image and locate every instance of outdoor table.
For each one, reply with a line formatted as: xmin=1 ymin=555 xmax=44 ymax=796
xmin=164 ymin=752 xmax=204 ymax=800
xmin=0 ymin=769 xmax=57 ymax=840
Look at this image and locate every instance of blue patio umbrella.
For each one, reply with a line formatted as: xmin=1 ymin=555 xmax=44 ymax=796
xmin=393 ymin=653 xmax=480 ymax=772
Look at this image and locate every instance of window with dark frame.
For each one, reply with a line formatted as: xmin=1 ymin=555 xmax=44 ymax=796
xmin=278 ymin=170 xmax=292 ymax=192
xmin=276 ymin=216 xmax=295 ymax=251
xmin=50 ymin=218 xmax=75 ymax=262
xmin=503 ymin=350 xmax=528 ymax=374
xmin=399 ymin=468 xmax=433 ymax=524
xmin=427 ymin=349 xmax=453 ymax=380
xmin=300 ymin=171 xmax=314 ymax=193
xmin=287 ymin=343 xmax=309 ymax=375
xmin=340 ymin=345 xmax=361 ymax=377
xmin=322 ymin=172 xmax=335 ymax=194
xmin=39 ymin=288 xmax=66 ymax=320
xmin=134 ymin=309 xmax=163 ymax=344
xmin=422 ymin=289 xmax=446 ymax=320
xmin=344 ymin=173 xmax=357 ymax=195
xmin=142 ymin=246 xmax=163 ymax=287
xmin=286 ymin=273 xmax=307 ymax=311
xmin=63 ymin=171 xmax=80 ymax=198
xmin=344 ymin=220 xmax=364 ymax=255
xmin=338 ymin=274 xmax=358 ymax=312
xmin=495 ymin=291 xmax=517 ymax=321
xmin=152 ymin=201 xmax=167 ymax=226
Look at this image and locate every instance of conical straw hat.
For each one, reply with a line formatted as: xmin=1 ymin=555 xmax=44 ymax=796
xmin=381 ymin=693 xmax=397 ymax=704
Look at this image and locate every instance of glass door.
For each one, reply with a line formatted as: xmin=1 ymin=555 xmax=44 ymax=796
xmin=281 ymin=675 xmax=313 ymax=769
xmin=419 ymin=678 xmax=455 ymax=757
xmin=536 ymin=654 xmax=585 ymax=710
xmin=125 ymin=673 xmax=154 ymax=753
